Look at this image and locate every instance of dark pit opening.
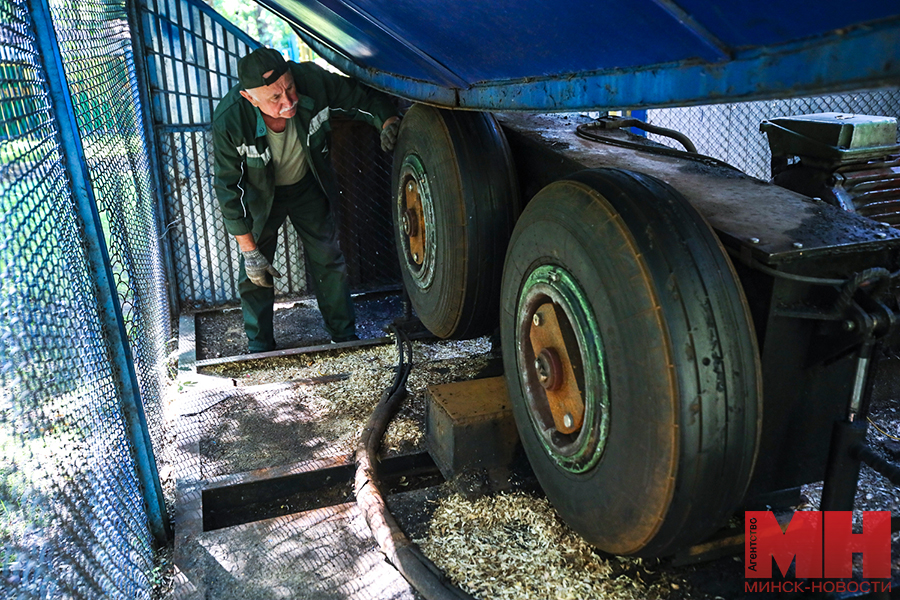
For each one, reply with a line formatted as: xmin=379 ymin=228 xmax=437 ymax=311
xmin=202 ymin=452 xmax=444 ymax=531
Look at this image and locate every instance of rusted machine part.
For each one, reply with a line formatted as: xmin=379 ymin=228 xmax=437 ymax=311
xmin=763 ymin=113 xmax=900 ymax=226
xmin=404 ymin=179 xmax=427 ymax=265
xmin=770 ymin=154 xmax=900 ymax=225
xmin=830 ymin=156 xmax=900 ymax=224
xmin=805 ymin=264 xmax=900 ymax=511
xmin=528 ymin=302 xmax=585 ymax=434
xmin=355 ymin=328 xmax=475 ymax=600
xmin=535 ymin=348 xmax=563 ymax=391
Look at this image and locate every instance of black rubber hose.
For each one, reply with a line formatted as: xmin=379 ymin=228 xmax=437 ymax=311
xmin=355 ymin=327 xmax=476 ymax=600
xmin=574 ymin=121 xmax=739 ymax=171
xmin=835 ymin=267 xmax=892 ymax=313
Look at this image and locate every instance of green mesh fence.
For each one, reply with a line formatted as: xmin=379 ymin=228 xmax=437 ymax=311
xmin=50 ymin=0 xmax=171 ymax=467
xmin=1 ymin=0 xmax=170 ymax=597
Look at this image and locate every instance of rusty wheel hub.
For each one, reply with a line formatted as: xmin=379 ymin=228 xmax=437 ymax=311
xmin=529 ymin=301 xmax=585 ymax=435
xmin=404 ymin=180 xmax=426 ymax=265
xmin=515 ymin=264 xmax=610 ymax=473
xmin=534 ymin=348 xmax=562 ymax=391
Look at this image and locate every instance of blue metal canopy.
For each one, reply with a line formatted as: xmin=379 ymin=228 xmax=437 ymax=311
xmin=257 ymin=0 xmax=900 ymax=111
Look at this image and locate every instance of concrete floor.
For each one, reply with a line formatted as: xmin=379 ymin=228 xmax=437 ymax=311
xmin=170 ymin=307 xmax=420 ymax=600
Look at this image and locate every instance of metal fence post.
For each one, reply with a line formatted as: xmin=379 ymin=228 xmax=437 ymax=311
xmin=27 ymin=0 xmax=171 ymax=544
xmin=127 ymin=0 xmax=182 ymax=320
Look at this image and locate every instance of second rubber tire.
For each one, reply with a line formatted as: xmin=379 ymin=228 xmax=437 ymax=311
xmin=392 ymin=105 xmax=518 ymax=338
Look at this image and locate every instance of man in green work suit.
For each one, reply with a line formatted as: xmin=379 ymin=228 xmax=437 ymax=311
xmin=212 ymin=47 xmax=400 ymax=352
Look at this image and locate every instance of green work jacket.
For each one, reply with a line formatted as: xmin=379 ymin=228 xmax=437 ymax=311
xmin=212 ymin=61 xmax=398 ymax=241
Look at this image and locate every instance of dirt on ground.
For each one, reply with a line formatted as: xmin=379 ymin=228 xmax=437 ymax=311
xmin=195 ymin=293 xmax=404 ymax=359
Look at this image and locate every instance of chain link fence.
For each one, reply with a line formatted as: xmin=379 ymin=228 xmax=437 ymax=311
xmin=144 ymin=0 xmax=399 ymax=311
xmin=1 ymin=0 xmax=171 ymax=597
xmin=645 ymin=88 xmax=900 ymax=180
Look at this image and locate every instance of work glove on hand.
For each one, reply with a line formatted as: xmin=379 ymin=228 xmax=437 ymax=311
xmin=242 ymin=248 xmax=282 ymax=288
xmin=380 ymin=118 xmax=400 ymax=152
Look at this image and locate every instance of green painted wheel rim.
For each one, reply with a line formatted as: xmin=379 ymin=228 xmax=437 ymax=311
xmin=396 ymin=153 xmax=437 ymax=290
xmin=516 ymin=264 xmax=610 ymax=473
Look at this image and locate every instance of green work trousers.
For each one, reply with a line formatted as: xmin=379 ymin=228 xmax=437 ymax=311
xmin=239 ymin=174 xmax=355 ymax=352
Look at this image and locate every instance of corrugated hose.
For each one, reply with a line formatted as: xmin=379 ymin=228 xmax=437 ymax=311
xmin=355 ymin=325 xmax=476 ymax=600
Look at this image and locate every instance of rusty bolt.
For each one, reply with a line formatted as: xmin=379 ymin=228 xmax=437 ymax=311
xmin=532 ymin=313 xmax=543 ymax=327
xmin=402 ymin=210 xmax=418 ymax=236
xmin=535 ymin=348 xmax=563 ymax=391
xmin=534 ymin=357 xmax=548 ymax=384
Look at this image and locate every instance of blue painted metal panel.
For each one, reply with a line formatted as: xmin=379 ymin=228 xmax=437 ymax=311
xmin=671 ymin=0 xmax=900 ymax=48
xmin=258 ymin=0 xmax=900 ymax=111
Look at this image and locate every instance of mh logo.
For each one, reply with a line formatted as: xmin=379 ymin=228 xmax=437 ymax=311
xmin=745 ymin=510 xmax=891 ymax=579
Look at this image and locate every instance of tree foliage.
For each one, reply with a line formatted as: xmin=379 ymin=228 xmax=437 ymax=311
xmin=204 ymin=0 xmax=315 ymax=60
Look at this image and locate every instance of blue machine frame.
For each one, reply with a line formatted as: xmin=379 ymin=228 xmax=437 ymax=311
xmin=256 ymin=0 xmax=900 ymax=110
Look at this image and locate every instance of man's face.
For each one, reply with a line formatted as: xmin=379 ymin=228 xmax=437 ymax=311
xmin=240 ymin=70 xmax=298 ymax=119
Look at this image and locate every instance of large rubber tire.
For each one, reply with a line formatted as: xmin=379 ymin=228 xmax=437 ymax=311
xmin=392 ymin=104 xmax=518 ymax=338
xmin=501 ymin=168 xmax=762 ymax=557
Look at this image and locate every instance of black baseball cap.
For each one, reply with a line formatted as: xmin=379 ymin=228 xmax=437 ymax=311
xmin=238 ymin=47 xmax=288 ymax=90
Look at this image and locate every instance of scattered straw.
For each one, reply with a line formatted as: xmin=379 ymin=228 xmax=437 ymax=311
xmin=417 ymin=492 xmax=683 ymax=600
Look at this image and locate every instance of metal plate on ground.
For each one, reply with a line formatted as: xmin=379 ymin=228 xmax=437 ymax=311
xmin=187 ymin=382 xmax=361 ymax=478
xmin=175 ymin=503 xmax=417 ymax=600
xmin=173 ymin=381 xmax=416 ymax=600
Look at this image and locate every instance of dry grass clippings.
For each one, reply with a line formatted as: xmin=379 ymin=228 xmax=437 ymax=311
xmin=199 ymin=337 xmax=495 ymax=453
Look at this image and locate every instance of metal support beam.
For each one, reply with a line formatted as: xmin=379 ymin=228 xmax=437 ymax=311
xmin=820 ymin=419 xmax=867 ymax=511
xmin=27 ymin=0 xmax=171 ymax=543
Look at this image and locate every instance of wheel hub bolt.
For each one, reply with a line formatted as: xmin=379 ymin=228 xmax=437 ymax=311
xmin=534 ymin=347 xmax=563 ymax=391
xmin=563 ymin=413 xmax=574 ymax=429
xmin=412 ymin=252 xmax=420 ymax=262
xmin=534 ymin=357 xmax=547 ymax=382
xmin=401 ymin=210 xmax=418 ymax=236
xmin=406 ymin=181 xmax=414 ymax=193
xmin=532 ymin=313 xmax=543 ymax=327
xmin=549 ymin=272 xmax=559 ymax=283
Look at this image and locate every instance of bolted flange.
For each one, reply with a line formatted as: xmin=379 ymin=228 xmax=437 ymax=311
xmin=534 ymin=347 xmax=563 ymax=391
